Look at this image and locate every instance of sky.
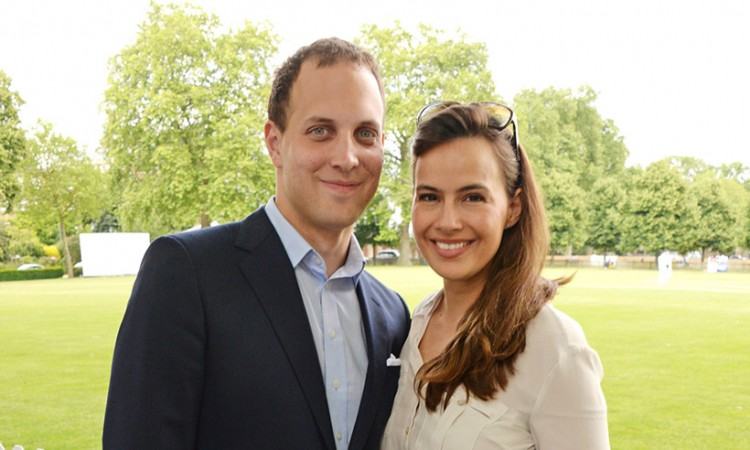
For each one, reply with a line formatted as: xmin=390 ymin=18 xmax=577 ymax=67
xmin=1 ymin=0 xmax=749 ymax=168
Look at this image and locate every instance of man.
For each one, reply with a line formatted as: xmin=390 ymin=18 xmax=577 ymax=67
xmin=103 ymin=38 xmax=410 ymax=450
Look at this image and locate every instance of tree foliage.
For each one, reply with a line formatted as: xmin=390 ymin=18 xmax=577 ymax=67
xmin=690 ymin=173 xmax=744 ymax=257
xmin=620 ymin=161 xmax=698 ymax=255
xmin=0 ymin=70 xmax=27 ymax=209
xmin=514 ymin=87 xmax=628 ymax=190
xmin=357 ymin=23 xmax=496 ymax=263
xmin=542 ymin=170 xmax=589 ymax=254
xmin=17 ymin=122 xmax=107 ymax=277
xmin=586 ymin=176 xmax=627 ymax=253
xmin=103 ymin=2 xmax=277 ymax=236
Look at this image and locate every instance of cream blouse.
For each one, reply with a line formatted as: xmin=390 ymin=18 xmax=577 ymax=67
xmin=381 ymin=292 xmax=610 ymax=450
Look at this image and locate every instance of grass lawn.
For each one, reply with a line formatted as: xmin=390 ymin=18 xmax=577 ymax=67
xmin=1 ymin=267 xmax=748 ymax=449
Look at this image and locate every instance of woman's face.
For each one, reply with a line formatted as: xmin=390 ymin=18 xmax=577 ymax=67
xmin=412 ymin=137 xmax=521 ymax=286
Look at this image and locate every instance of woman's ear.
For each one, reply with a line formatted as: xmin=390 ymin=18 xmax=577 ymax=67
xmin=505 ymin=188 xmax=523 ymax=229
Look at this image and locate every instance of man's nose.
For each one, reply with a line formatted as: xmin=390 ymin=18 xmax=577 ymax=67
xmin=329 ymin=134 xmax=360 ymax=171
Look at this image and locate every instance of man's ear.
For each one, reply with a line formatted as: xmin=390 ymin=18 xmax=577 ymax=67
xmin=264 ymin=121 xmax=283 ymax=168
xmin=505 ymin=188 xmax=523 ymax=229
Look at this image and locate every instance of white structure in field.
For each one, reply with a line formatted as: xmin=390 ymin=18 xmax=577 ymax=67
xmin=79 ymin=233 xmax=150 ymax=277
xmin=657 ymin=251 xmax=673 ymax=284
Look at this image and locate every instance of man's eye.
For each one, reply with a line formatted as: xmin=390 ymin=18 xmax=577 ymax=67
xmin=309 ymin=127 xmax=329 ymax=138
xmin=356 ymin=128 xmax=378 ymax=142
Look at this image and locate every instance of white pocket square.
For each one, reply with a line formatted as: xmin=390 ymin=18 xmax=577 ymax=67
xmin=386 ymin=353 xmax=401 ymax=367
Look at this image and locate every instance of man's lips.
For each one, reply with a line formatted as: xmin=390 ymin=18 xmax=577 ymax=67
xmin=321 ymin=180 xmax=362 ymax=191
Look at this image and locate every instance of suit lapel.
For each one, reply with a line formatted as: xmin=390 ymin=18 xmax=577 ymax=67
xmin=349 ymin=278 xmax=389 ymax=450
xmin=235 ymin=209 xmax=336 ymax=450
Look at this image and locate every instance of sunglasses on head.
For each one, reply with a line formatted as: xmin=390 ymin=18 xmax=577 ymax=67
xmin=416 ymin=101 xmax=522 ymax=188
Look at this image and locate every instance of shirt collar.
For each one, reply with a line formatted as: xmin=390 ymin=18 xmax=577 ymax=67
xmin=264 ymin=197 xmax=366 ymax=281
xmin=265 ymin=197 xmax=311 ymax=267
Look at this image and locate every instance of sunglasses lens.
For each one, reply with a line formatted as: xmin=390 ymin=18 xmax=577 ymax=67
xmin=417 ymin=102 xmax=456 ymax=125
xmin=483 ymin=103 xmax=512 ymax=129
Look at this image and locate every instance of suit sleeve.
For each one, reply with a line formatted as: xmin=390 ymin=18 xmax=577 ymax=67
xmin=103 ymin=236 xmax=206 ymax=449
xmin=530 ymin=345 xmax=610 ymax=450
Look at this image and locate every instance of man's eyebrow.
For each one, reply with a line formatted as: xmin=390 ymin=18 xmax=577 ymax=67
xmin=302 ymin=116 xmax=335 ymax=126
xmin=301 ymin=117 xmax=382 ymax=129
xmin=357 ymin=119 xmax=382 ymax=129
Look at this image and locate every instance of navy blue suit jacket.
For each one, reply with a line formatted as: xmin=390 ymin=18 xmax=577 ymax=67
xmin=103 ymin=208 xmax=411 ymax=449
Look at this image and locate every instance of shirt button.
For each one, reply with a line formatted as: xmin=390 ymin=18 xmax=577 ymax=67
xmin=333 ymin=379 xmax=341 ymax=390
xmin=328 ymin=329 xmax=337 ymax=339
xmin=335 ymin=432 xmax=342 ymax=441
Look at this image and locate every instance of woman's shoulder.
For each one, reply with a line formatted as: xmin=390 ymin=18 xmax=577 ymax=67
xmin=412 ymin=290 xmax=442 ymax=317
xmin=526 ymin=303 xmax=590 ymax=350
xmin=501 ymin=304 xmax=600 ymax=412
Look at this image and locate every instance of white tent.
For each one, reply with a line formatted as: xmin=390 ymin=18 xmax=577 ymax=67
xmin=79 ymin=233 xmax=150 ymax=277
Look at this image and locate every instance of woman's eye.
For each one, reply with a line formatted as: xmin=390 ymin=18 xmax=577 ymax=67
xmin=465 ymin=193 xmax=485 ymax=202
xmin=417 ymin=192 xmax=438 ymax=202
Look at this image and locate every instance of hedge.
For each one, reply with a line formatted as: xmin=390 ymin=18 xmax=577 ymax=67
xmin=0 ymin=267 xmax=64 ymax=282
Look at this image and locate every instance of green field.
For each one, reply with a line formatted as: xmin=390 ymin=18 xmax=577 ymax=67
xmin=1 ymin=267 xmax=748 ymax=449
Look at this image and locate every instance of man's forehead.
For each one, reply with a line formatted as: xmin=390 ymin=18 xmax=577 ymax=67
xmin=287 ymin=60 xmax=385 ymax=126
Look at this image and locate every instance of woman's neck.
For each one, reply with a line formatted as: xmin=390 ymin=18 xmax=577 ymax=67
xmin=440 ymin=277 xmax=485 ymax=322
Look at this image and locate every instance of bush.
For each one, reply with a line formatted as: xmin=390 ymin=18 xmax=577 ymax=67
xmin=0 ymin=267 xmax=64 ymax=282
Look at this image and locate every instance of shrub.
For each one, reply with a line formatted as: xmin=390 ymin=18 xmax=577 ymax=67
xmin=0 ymin=267 xmax=64 ymax=282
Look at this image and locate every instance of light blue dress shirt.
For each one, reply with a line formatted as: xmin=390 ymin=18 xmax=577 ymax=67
xmin=265 ymin=198 xmax=369 ymax=450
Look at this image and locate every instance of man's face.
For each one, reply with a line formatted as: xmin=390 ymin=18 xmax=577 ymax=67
xmin=264 ymin=60 xmax=385 ymax=238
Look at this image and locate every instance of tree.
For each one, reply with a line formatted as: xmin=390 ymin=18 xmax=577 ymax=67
xmin=586 ymin=176 xmax=627 ymax=254
xmin=0 ymin=70 xmax=27 ymax=209
xmin=354 ymin=192 xmax=398 ymax=248
xmin=17 ymin=122 xmax=107 ymax=277
xmin=357 ymin=23 xmax=497 ymax=264
xmin=543 ymin=170 xmax=589 ymax=255
xmin=103 ymin=2 xmax=277 ymax=236
xmin=0 ymin=217 xmax=44 ymax=262
xmin=690 ymin=174 xmax=744 ymax=259
xmin=717 ymin=162 xmax=749 ymax=183
xmin=620 ymin=161 xmax=698 ymax=259
xmin=666 ymin=156 xmax=712 ymax=182
xmin=514 ymin=86 xmax=628 ymax=191
xmin=513 ymin=87 xmax=628 ymax=257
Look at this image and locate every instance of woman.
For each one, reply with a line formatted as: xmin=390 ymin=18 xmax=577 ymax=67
xmin=381 ymin=102 xmax=609 ymax=449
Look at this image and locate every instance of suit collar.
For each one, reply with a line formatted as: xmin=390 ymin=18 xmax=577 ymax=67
xmin=236 ymin=209 xmax=388 ymax=450
xmin=236 ymin=209 xmax=337 ymax=450
xmin=349 ymin=278 xmax=389 ymax=450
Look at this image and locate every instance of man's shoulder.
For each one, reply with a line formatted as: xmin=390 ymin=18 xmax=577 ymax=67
xmin=164 ymin=208 xmax=270 ymax=252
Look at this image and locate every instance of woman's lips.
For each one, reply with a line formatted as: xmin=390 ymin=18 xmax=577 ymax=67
xmin=431 ymin=240 xmax=474 ymax=258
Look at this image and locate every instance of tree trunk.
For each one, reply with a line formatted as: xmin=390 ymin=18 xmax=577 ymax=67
xmin=59 ymin=217 xmax=74 ymax=279
xmin=397 ymin=221 xmax=412 ymax=266
xmin=200 ymin=213 xmax=211 ymax=228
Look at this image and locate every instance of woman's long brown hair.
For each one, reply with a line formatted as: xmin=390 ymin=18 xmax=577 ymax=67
xmin=411 ymin=103 xmax=568 ymax=411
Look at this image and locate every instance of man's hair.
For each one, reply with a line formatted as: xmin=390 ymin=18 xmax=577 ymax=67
xmin=267 ymin=37 xmax=384 ymax=131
